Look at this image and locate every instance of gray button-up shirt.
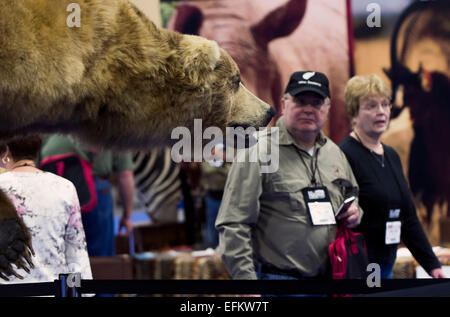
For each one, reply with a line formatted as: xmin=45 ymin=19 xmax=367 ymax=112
xmin=215 ymin=118 xmax=362 ymax=279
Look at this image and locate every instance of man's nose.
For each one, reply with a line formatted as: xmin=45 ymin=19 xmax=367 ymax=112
xmin=300 ymin=104 xmax=315 ymax=112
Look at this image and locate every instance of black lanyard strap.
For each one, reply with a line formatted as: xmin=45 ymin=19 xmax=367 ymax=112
xmin=296 ymin=146 xmax=321 ymax=186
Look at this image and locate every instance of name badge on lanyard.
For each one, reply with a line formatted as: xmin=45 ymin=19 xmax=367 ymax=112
xmin=302 ymin=186 xmax=336 ymax=226
xmin=385 ymin=221 xmax=401 ymax=245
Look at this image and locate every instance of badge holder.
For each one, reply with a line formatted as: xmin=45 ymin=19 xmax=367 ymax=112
xmin=302 ymin=186 xmax=336 ymax=226
xmin=385 ymin=208 xmax=401 ymax=245
xmin=385 ymin=221 xmax=401 ymax=245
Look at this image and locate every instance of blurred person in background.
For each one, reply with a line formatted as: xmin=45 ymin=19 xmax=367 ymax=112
xmin=40 ymin=135 xmax=135 ymax=257
xmin=200 ymin=143 xmax=230 ymax=248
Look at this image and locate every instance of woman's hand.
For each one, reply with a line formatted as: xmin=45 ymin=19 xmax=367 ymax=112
xmin=430 ymin=268 xmax=446 ymax=279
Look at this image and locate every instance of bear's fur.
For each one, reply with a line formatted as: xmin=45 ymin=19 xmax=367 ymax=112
xmin=0 ymin=0 xmax=273 ymax=149
xmin=0 ymin=0 xmax=273 ymax=279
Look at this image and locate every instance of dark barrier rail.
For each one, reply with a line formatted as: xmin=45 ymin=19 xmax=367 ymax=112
xmin=0 ymin=278 xmax=449 ymax=297
xmin=0 ymin=281 xmax=57 ymax=297
xmin=78 ymin=279 xmax=450 ymax=296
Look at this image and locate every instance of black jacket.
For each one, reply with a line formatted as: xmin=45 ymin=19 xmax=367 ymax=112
xmin=339 ymin=136 xmax=441 ymax=273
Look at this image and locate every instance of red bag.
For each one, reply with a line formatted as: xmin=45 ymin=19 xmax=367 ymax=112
xmin=329 ymin=223 xmax=368 ymax=279
xmin=40 ymin=153 xmax=97 ymax=213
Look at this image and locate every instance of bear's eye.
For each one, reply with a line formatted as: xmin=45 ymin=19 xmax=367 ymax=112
xmin=232 ymin=77 xmax=241 ymax=91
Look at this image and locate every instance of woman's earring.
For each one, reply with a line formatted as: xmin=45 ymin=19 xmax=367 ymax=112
xmin=1 ymin=156 xmax=10 ymax=165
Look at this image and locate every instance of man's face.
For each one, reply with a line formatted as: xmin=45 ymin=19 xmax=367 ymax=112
xmin=281 ymin=91 xmax=330 ymax=137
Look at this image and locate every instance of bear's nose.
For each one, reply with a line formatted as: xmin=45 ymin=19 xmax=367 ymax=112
xmin=263 ymin=107 xmax=276 ymax=126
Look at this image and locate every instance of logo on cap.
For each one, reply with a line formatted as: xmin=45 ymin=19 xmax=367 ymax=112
xmin=285 ymin=70 xmax=330 ymax=98
xmin=303 ymin=72 xmax=315 ymax=80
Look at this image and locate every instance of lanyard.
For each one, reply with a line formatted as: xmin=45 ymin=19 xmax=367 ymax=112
xmin=296 ymin=146 xmax=321 ymax=186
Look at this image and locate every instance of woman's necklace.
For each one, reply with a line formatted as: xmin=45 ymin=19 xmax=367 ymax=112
xmin=353 ymin=130 xmax=385 ymax=168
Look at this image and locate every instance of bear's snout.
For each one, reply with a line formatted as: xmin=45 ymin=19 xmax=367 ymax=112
xmin=263 ymin=107 xmax=276 ymax=126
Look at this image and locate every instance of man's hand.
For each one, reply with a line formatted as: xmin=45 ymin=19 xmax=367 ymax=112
xmin=116 ymin=169 xmax=135 ymax=236
xmin=118 ymin=216 xmax=133 ymax=236
xmin=430 ymin=268 xmax=446 ymax=279
xmin=337 ymin=203 xmax=359 ymax=228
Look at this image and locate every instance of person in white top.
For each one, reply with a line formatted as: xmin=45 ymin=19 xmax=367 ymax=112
xmin=0 ymin=135 xmax=92 ymax=286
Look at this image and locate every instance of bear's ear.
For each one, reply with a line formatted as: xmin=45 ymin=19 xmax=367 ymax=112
xmin=179 ymin=35 xmax=221 ymax=84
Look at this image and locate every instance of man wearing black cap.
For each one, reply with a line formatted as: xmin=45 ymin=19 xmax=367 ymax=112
xmin=282 ymin=71 xmax=333 ymax=151
xmin=216 ymin=71 xmax=363 ymax=282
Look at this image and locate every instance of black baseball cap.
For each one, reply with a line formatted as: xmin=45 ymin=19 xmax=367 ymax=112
xmin=284 ymin=71 xmax=330 ymax=98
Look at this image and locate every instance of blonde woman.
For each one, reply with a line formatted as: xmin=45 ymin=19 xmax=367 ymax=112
xmin=339 ymin=74 xmax=444 ymax=279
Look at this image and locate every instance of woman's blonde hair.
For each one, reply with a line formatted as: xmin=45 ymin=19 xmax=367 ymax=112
xmin=344 ymin=74 xmax=391 ymax=118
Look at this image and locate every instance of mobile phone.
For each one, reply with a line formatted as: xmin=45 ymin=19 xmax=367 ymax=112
xmin=335 ymin=196 xmax=356 ymax=217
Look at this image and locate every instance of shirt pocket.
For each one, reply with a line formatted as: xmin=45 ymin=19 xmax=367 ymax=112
xmin=271 ymin=180 xmax=305 ymax=212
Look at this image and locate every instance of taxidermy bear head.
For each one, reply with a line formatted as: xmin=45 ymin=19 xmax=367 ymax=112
xmin=0 ymin=0 xmax=274 ymax=150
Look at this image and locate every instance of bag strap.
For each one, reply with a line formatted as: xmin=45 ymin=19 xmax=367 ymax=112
xmin=40 ymin=153 xmax=79 ymax=166
xmin=336 ymin=221 xmax=346 ymax=238
xmin=337 ymin=221 xmax=359 ymax=255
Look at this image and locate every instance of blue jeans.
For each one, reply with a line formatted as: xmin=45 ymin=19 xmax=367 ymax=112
xmin=380 ymin=262 xmax=394 ymax=279
xmin=81 ymin=177 xmax=115 ymax=257
xmin=203 ymin=196 xmax=221 ymax=248
xmin=256 ymin=266 xmax=327 ymax=297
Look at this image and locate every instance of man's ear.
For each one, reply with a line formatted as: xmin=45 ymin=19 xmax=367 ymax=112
xmin=280 ymin=97 xmax=287 ymax=115
xmin=322 ymin=98 xmax=331 ymax=115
